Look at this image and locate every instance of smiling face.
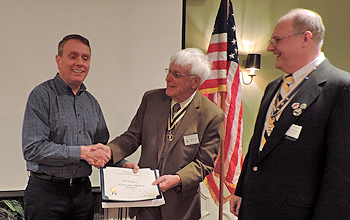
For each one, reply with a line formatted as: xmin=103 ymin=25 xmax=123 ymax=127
xmin=56 ymin=39 xmax=91 ymax=92
xmin=165 ymin=62 xmax=200 ymax=103
xmin=267 ymin=18 xmax=305 ymax=74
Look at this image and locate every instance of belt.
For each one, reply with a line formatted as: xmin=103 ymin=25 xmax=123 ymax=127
xmin=30 ymin=171 xmax=86 ymax=186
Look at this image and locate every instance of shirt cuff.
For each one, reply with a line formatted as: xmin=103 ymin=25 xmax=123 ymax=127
xmin=68 ymin=145 xmax=82 ymax=164
xmin=113 ymin=159 xmax=127 ymax=167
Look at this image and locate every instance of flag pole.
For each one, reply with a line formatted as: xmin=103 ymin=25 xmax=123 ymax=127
xmin=219 ymin=1 xmax=230 ymax=219
xmin=219 ymin=91 xmax=225 ymax=220
xmin=200 ymin=1 xmax=243 ymax=219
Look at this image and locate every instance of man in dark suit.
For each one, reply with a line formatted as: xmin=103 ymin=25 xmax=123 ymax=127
xmin=108 ymin=48 xmax=224 ymax=220
xmin=230 ymin=9 xmax=350 ymax=220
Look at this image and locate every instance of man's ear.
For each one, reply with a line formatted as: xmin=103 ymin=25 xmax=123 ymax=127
xmin=55 ymin=54 xmax=61 ymax=69
xmin=191 ymin=76 xmax=201 ymax=89
xmin=303 ymin=31 xmax=313 ymax=43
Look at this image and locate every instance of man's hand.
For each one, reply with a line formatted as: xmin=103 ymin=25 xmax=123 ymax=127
xmin=92 ymin=143 xmax=112 ymax=158
xmin=230 ymin=195 xmax=242 ymax=217
xmin=123 ymin=161 xmax=139 ymax=174
xmin=81 ymin=143 xmax=111 ymax=168
xmin=152 ymin=174 xmax=180 ymax=192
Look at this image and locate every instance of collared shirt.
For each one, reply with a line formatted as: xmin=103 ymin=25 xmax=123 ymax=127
xmin=289 ymin=52 xmax=325 ymax=91
xmin=261 ymin=53 xmax=326 ymax=151
xmin=171 ymin=91 xmax=197 ymax=116
xmin=22 ymin=74 xmax=109 ymax=178
xmin=168 ymin=91 xmax=196 ymax=131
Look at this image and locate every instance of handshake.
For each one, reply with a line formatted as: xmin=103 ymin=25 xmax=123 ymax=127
xmin=81 ymin=143 xmax=111 ymax=168
xmin=80 ymin=143 xmax=139 ymax=172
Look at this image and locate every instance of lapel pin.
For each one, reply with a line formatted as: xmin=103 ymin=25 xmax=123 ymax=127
xmin=293 ymin=108 xmax=302 ymax=116
xmin=291 ymin=103 xmax=300 ymax=109
xmin=300 ymin=103 xmax=307 ymax=109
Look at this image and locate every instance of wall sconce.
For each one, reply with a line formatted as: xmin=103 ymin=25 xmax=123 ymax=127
xmin=241 ymin=53 xmax=261 ymax=85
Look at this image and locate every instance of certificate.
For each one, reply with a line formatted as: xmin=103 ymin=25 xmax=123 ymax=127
xmin=100 ymin=167 xmax=163 ymax=202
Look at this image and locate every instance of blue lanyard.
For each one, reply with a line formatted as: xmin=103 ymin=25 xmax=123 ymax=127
xmin=271 ymin=68 xmax=315 ymax=118
xmin=168 ymin=101 xmax=191 ymax=130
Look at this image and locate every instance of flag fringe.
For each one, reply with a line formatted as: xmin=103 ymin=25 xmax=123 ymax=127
xmin=199 ymin=86 xmax=226 ymax=95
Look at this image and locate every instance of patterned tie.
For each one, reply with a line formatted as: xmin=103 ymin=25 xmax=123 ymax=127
xmin=165 ymin=103 xmax=181 ymax=142
xmin=172 ymin=103 xmax=181 ymax=119
xmin=260 ymin=74 xmax=294 ymax=151
xmin=279 ymin=74 xmax=294 ymax=100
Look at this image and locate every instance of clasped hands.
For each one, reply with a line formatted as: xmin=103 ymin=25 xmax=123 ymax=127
xmin=81 ymin=143 xmax=111 ymax=168
xmin=80 ymin=143 xmax=139 ymax=171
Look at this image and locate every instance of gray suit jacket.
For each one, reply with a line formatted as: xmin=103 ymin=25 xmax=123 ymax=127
xmin=235 ymin=59 xmax=350 ymax=220
xmin=109 ymin=89 xmax=224 ymax=220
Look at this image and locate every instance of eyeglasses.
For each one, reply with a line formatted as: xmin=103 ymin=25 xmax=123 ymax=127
xmin=268 ymin=32 xmax=305 ymax=46
xmin=165 ymin=68 xmax=196 ymax=78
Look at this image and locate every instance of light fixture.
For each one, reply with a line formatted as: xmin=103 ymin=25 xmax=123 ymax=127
xmin=241 ymin=53 xmax=261 ymax=85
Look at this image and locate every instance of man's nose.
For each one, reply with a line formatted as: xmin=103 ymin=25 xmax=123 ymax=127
xmin=76 ymin=57 xmax=84 ymax=66
xmin=165 ymin=72 xmax=173 ymax=82
xmin=267 ymin=41 xmax=276 ymax=52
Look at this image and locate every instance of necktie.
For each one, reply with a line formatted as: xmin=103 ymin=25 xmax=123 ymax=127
xmin=279 ymin=74 xmax=294 ymax=100
xmin=166 ymin=103 xmax=181 ymax=142
xmin=172 ymin=103 xmax=181 ymax=119
xmin=260 ymin=74 xmax=294 ymax=151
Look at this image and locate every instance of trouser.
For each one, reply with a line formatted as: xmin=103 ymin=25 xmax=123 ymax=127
xmin=24 ymin=173 xmax=94 ymax=220
xmin=134 ymin=207 xmax=162 ymax=220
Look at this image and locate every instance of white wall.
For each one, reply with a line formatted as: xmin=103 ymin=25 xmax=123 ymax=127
xmin=0 ymin=0 xmax=182 ymax=191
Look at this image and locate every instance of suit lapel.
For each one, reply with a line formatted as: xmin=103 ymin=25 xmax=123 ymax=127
xmin=249 ymin=79 xmax=282 ymax=162
xmin=157 ymin=92 xmax=171 ymax=162
xmin=257 ymin=63 xmax=328 ymax=161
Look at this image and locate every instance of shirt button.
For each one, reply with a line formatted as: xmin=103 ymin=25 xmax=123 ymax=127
xmin=252 ymin=166 xmax=258 ymax=171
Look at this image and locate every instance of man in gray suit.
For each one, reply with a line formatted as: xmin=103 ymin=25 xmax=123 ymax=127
xmin=108 ymin=48 xmax=224 ymax=220
xmin=230 ymin=9 xmax=350 ymax=220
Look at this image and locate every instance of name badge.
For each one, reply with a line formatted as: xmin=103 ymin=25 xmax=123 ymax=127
xmin=183 ymin=134 xmax=199 ymax=146
xmin=285 ymin=124 xmax=302 ymax=140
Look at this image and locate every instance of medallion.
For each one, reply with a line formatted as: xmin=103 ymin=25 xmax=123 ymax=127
xmin=167 ymin=133 xmax=173 ymax=141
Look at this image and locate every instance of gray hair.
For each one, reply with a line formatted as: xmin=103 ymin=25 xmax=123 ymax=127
xmin=282 ymin=9 xmax=325 ymax=47
xmin=170 ymin=48 xmax=211 ymax=84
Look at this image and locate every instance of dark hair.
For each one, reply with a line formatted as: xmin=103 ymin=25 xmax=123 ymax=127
xmin=58 ymin=34 xmax=91 ymax=56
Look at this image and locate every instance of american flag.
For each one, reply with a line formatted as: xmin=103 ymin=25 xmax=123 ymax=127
xmin=200 ymin=0 xmax=243 ymax=206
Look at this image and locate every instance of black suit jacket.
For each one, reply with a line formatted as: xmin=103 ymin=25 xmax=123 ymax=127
xmin=235 ymin=59 xmax=350 ymax=220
